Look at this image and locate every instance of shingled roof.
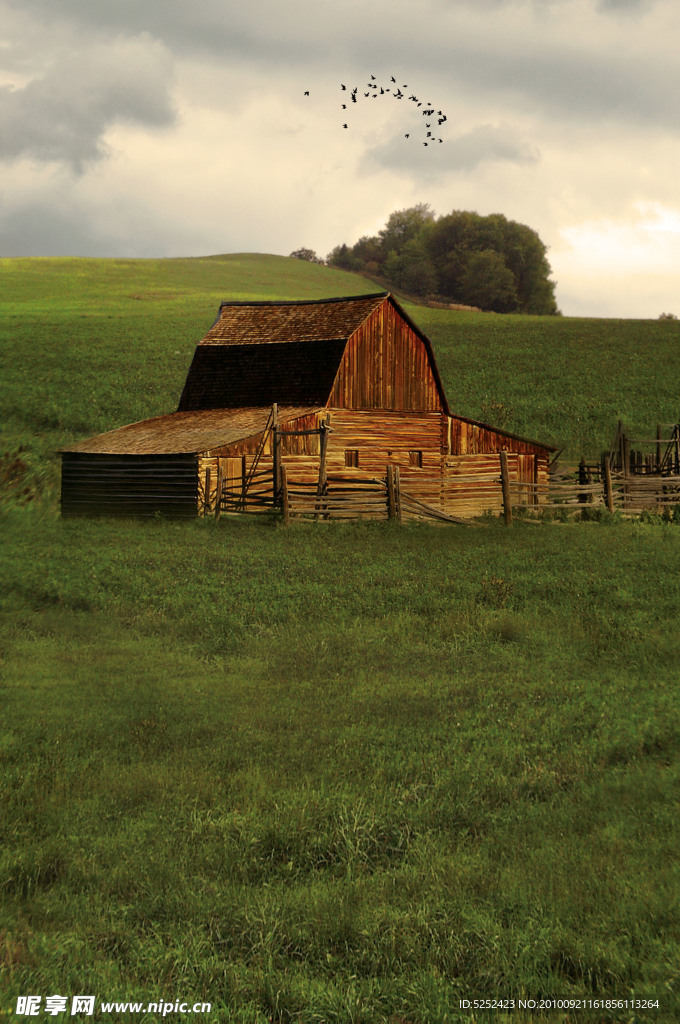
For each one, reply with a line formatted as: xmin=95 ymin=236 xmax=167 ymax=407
xmin=178 ymin=292 xmax=394 ymax=411
xmin=200 ymin=292 xmax=389 ymax=346
xmin=63 ymin=407 xmax=317 ymax=455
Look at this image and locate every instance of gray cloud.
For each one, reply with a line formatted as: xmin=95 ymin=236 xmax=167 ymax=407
xmin=0 ymin=33 xmax=175 ymax=170
xmin=0 ymin=200 xmax=121 ymax=257
xmin=362 ymin=123 xmax=539 ymax=182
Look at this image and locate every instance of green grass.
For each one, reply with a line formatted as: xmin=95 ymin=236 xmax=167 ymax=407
xmin=2 ymin=255 xmax=680 ymax=1021
xmin=2 ymin=512 xmax=679 ymax=1021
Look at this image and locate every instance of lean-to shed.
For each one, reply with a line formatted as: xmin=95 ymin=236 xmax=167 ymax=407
xmin=61 ymin=291 xmax=555 ymax=518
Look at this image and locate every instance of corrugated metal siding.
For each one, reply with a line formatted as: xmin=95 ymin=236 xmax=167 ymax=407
xmin=61 ymin=453 xmax=198 ymax=517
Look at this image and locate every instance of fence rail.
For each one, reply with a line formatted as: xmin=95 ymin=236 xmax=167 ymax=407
xmin=211 ymin=455 xmax=680 ymax=526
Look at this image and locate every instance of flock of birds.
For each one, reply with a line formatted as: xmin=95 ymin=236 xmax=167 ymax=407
xmin=304 ymin=76 xmax=447 ymax=146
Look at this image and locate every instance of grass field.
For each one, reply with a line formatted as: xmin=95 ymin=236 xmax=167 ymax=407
xmin=2 ymin=255 xmax=680 ymax=1022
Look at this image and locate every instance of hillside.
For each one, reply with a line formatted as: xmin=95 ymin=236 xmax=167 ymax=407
xmin=1 ymin=253 xmax=679 ymax=509
xmin=2 ymin=254 xmax=680 ymax=1020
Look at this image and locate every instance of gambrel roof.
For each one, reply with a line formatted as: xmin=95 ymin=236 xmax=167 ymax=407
xmin=178 ymin=292 xmax=450 ymax=415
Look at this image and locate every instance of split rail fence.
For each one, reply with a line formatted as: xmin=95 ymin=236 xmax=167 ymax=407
xmin=208 ymin=457 xmax=680 ymax=525
xmin=207 ymin=417 xmax=680 ymax=525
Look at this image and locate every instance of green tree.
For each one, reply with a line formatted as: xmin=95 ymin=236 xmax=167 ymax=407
xmin=289 ymin=248 xmax=325 ymax=264
xmin=384 ymin=238 xmax=438 ymax=296
xmin=460 ymin=250 xmax=518 ymax=312
xmin=378 ymin=204 xmax=435 ymax=254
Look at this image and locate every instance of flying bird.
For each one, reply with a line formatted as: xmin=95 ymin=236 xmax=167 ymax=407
xmin=304 ymin=91 xmax=309 ymax=96
xmin=341 ymin=84 xmax=346 ymax=90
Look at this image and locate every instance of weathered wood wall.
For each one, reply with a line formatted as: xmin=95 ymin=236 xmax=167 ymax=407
xmin=329 ymin=302 xmax=444 ymax=412
xmin=449 ymin=417 xmax=550 ymax=457
xmin=61 ymin=453 xmax=198 ymax=517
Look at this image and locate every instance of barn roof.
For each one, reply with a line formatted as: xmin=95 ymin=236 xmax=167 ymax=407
xmin=63 ymin=407 xmax=317 ymax=456
xmin=200 ymin=292 xmax=389 ymax=345
xmin=178 ymin=291 xmax=450 ymax=413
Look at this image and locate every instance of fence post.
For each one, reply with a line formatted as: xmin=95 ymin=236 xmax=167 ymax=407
xmin=281 ymin=464 xmax=290 ymax=525
xmin=603 ymin=455 xmax=614 ymax=513
xmin=394 ymin=465 xmax=402 ymax=523
xmin=315 ymin=415 xmax=330 ymax=519
xmin=500 ymin=450 xmax=512 ymax=527
xmin=386 ymin=464 xmax=396 ymax=519
xmin=214 ymin=464 xmax=223 ymax=521
xmin=204 ymin=467 xmax=211 ymax=516
xmin=622 ymin=435 xmax=630 ymax=510
xmin=272 ymin=403 xmax=280 ymax=502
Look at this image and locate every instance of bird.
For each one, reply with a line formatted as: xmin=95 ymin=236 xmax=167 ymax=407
xmin=370 ymin=74 xmax=376 ymax=79
xmin=343 ymin=123 xmax=348 ymax=128
xmin=391 ymin=76 xmax=396 ymax=82
xmin=342 ymin=104 xmax=346 ymax=109
xmin=351 ymin=94 xmax=357 ymax=103
xmin=304 ymin=91 xmax=309 ymax=96
xmin=364 ymin=92 xmax=369 ymax=97
xmin=341 ymin=84 xmax=346 ymax=90
xmin=404 ymin=133 xmax=410 ymax=138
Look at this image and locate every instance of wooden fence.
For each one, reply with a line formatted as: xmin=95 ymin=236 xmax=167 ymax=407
xmin=213 ymin=463 xmax=469 ymax=525
xmin=209 ymin=453 xmax=680 ymax=526
xmin=508 ymin=457 xmax=680 ymax=520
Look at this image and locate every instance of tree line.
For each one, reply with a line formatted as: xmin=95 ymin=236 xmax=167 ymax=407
xmin=290 ymin=203 xmax=560 ymax=315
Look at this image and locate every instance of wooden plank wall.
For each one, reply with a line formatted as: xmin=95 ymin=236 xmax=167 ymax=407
xmin=196 ymin=410 xmax=553 ymax=520
xmin=329 ymin=302 xmax=443 ymax=412
xmin=442 ymin=453 xmax=516 ymax=517
xmin=449 ymin=417 xmax=549 ymax=457
xmin=323 ymin=410 xmax=445 ymax=506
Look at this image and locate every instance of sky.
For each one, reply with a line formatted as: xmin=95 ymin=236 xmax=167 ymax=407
xmin=1 ymin=0 xmax=678 ymax=318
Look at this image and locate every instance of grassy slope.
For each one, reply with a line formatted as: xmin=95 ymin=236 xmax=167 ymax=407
xmin=2 ymin=255 xmax=680 ymax=1021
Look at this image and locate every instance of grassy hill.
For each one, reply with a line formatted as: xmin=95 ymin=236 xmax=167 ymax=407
xmin=2 ymin=253 xmax=680 ymax=509
xmin=2 ymin=255 xmax=680 ymax=1021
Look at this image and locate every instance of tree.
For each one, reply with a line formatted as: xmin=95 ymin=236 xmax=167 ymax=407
xmin=324 ymin=204 xmax=560 ymax=314
xmin=378 ymin=204 xmax=435 ymax=254
xmin=460 ymin=250 xmax=518 ymax=312
xmin=289 ymin=248 xmax=325 ymax=264
xmin=384 ymin=238 xmax=438 ymax=296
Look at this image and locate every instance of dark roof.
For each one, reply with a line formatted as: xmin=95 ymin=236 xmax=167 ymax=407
xmin=178 ymin=338 xmax=347 ymax=411
xmin=62 ymin=407 xmax=318 ymax=455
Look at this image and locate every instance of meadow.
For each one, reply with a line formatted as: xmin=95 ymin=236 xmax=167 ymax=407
xmin=1 ymin=255 xmax=680 ymax=1022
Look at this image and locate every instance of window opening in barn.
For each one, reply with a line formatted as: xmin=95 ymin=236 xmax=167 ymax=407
xmin=345 ymin=449 xmax=359 ymax=468
xmin=409 ymin=450 xmax=423 ymax=468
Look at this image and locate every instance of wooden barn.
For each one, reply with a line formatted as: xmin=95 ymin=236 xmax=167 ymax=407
xmin=61 ymin=292 xmax=555 ymax=519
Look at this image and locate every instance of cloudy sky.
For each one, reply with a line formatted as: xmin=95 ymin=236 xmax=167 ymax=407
xmin=1 ymin=0 xmax=678 ymax=317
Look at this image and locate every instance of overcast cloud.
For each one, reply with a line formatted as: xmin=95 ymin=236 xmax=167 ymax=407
xmin=1 ymin=0 xmax=678 ymax=316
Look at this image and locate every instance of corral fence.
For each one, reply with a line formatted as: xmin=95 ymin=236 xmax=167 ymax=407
xmin=214 ymin=463 xmax=469 ymax=525
xmin=208 ymin=418 xmax=680 ymax=526
xmin=510 ymin=458 xmax=680 ymax=519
